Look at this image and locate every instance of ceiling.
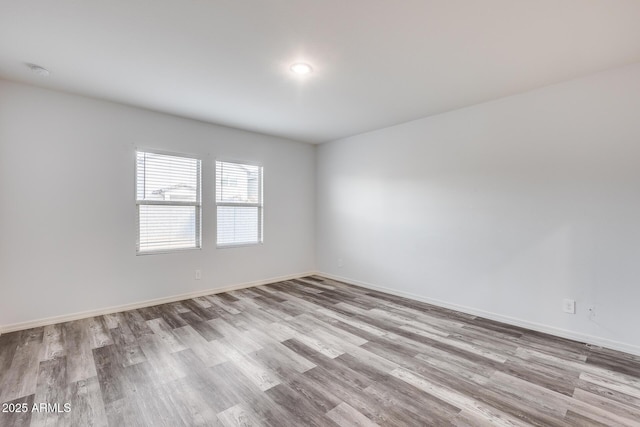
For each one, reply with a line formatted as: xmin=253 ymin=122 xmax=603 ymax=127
xmin=2 ymin=1 xmax=640 ymax=144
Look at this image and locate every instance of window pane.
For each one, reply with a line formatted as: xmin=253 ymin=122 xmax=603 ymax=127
xmin=137 ymin=152 xmax=199 ymax=202
xmin=216 ymin=161 xmax=261 ymax=204
xmin=217 ymin=206 xmax=260 ymax=245
xmin=139 ymin=204 xmax=198 ymax=252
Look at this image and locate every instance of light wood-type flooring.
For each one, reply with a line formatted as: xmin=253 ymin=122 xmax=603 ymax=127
xmin=1 ymin=276 xmax=640 ymax=426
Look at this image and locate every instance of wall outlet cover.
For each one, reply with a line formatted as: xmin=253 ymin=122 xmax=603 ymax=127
xmin=563 ymin=298 xmax=576 ymax=314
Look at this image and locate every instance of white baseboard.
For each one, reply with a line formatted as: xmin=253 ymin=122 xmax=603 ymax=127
xmin=318 ymin=272 xmax=640 ymax=357
xmin=6 ymin=270 xmax=639 ymax=357
xmin=0 ymin=271 xmax=315 ymax=334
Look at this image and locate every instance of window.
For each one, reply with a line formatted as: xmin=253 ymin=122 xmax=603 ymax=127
xmin=136 ymin=151 xmax=201 ymax=253
xmin=216 ymin=160 xmax=263 ymax=246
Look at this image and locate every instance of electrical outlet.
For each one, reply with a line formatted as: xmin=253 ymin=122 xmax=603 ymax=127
xmin=337 ymin=258 xmax=344 ymax=268
xmin=195 ymin=269 xmax=202 ymax=280
xmin=563 ymin=299 xmax=576 ymax=314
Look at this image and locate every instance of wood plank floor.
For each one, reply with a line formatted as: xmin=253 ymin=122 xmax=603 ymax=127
xmin=1 ymin=276 xmax=640 ymax=426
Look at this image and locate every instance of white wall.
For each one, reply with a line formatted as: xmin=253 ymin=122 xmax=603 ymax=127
xmin=3 ymin=63 xmax=640 ymax=355
xmin=0 ymin=80 xmax=315 ymax=328
xmin=317 ymin=63 xmax=640 ymax=355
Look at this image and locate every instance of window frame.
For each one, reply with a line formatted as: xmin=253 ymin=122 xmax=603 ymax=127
xmin=135 ymin=148 xmax=202 ymax=255
xmin=215 ymin=159 xmax=264 ymax=248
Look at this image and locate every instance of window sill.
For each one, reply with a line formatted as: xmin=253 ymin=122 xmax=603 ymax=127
xmin=136 ymin=247 xmax=202 ymax=256
xmin=216 ymin=242 xmax=263 ymax=249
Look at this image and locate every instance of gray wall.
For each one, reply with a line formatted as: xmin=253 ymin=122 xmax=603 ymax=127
xmin=316 ymin=63 xmax=640 ymax=355
xmin=0 ymin=80 xmax=316 ymax=327
xmin=3 ymin=62 xmax=640 ymax=355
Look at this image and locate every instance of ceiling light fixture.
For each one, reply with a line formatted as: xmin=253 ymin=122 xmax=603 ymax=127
xmin=290 ymin=62 xmax=313 ymax=75
xmin=26 ymin=63 xmax=50 ymax=77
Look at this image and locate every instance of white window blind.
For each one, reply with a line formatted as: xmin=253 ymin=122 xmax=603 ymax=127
xmin=136 ymin=151 xmax=201 ymax=253
xmin=216 ymin=161 xmax=263 ymax=246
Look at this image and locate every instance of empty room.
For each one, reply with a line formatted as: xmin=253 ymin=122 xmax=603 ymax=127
xmin=1 ymin=1 xmax=640 ymax=426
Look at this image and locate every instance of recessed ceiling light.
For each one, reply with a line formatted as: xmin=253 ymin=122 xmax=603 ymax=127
xmin=290 ymin=62 xmax=313 ymax=75
xmin=26 ymin=63 xmax=50 ymax=77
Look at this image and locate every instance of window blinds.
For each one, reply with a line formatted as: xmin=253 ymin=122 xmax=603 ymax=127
xmin=136 ymin=151 xmax=201 ymax=253
xmin=216 ymin=161 xmax=263 ymax=246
